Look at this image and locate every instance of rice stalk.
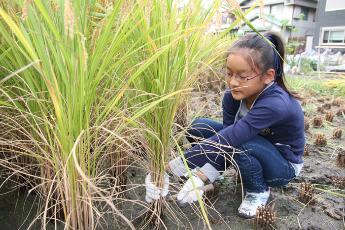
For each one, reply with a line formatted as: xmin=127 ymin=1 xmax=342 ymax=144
xmin=21 ymin=0 xmax=32 ymax=20
xmin=124 ymin=0 xmax=240 ymax=228
xmin=63 ymin=0 xmax=75 ymax=39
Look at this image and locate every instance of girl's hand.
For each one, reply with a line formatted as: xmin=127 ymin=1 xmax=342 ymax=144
xmin=177 ymin=175 xmax=205 ymax=204
xmin=145 ymin=172 xmax=169 ymax=203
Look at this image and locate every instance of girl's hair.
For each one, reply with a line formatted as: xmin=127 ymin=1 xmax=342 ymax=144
xmin=227 ymin=32 xmax=299 ymax=98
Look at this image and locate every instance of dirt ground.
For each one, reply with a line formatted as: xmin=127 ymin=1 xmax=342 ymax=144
xmin=0 ymin=75 xmax=344 ymax=230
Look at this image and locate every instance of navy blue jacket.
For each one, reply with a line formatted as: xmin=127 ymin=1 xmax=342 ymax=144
xmin=188 ymin=82 xmax=305 ymax=164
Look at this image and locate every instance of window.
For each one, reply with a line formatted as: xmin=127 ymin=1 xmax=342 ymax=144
xmin=325 ymin=0 xmax=345 ymax=11
xmin=321 ymin=27 xmax=345 ymax=45
xmin=300 ymin=7 xmax=309 ymax=21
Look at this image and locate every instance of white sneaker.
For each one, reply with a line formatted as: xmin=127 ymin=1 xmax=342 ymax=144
xmin=238 ymin=189 xmax=270 ymax=218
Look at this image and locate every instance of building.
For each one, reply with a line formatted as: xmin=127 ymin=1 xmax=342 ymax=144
xmin=313 ymin=0 xmax=345 ymax=52
xmin=231 ymin=0 xmax=318 ymax=47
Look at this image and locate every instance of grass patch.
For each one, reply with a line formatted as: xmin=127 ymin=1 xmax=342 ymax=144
xmin=286 ymin=74 xmax=345 ymax=98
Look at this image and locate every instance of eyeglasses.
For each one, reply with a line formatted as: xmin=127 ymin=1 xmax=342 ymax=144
xmin=227 ymin=72 xmax=262 ymax=83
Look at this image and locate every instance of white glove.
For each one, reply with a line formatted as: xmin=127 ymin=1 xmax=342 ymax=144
xmin=145 ymin=172 xmax=169 ymax=203
xmin=177 ymin=174 xmax=205 ymax=204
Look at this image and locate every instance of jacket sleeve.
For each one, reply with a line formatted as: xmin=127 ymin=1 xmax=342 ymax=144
xmin=222 ymin=90 xmax=240 ymax=128
xmin=187 ymin=96 xmax=288 ymax=154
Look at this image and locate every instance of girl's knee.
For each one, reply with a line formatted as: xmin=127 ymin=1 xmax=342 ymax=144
xmin=234 ymin=147 xmax=254 ymax=161
xmin=190 ymin=118 xmax=217 ymax=131
xmin=186 ymin=118 xmax=208 ymax=137
xmin=190 ymin=117 xmax=206 ymax=126
xmin=233 ymin=152 xmax=259 ymax=171
xmin=187 ymin=118 xmax=222 ymax=140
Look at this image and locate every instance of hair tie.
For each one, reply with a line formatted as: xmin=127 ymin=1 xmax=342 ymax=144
xmin=265 ymin=35 xmax=282 ymax=79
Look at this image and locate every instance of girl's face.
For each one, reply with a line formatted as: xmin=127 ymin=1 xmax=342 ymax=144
xmin=226 ymin=51 xmax=274 ymax=105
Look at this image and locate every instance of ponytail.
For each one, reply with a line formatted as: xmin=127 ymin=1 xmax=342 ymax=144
xmin=265 ymin=32 xmax=301 ymax=99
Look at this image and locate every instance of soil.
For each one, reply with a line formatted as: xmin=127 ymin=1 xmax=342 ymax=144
xmin=0 ymin=75 xmax=344 ymax=230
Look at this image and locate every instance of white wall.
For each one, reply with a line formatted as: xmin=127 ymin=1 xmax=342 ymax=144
xmin=325 ymin=0 xmax=345 ymax=11
xmin=283 ymin=5 xmax=294 ymax=21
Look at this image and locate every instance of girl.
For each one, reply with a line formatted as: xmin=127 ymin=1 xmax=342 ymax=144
xmin=145 ymin=32 xmax=305 ymax=218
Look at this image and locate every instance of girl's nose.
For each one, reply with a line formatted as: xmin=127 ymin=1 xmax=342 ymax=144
xmin=227 ymin=75 xmax=239 ymax=88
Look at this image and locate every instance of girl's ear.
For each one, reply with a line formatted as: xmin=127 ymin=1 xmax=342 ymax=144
xmin=263 ymin=68 xmax=275 ymax=84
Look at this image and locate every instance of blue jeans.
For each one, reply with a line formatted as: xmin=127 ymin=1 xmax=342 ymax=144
xmin=184 ymin=118 xmax=296 ymax=193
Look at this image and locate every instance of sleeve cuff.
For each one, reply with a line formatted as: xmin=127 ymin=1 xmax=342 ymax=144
xmin=168 ymin=157 xmax=188 ymax=177
xmin=199 ymin=163 xmax=220 ymax=183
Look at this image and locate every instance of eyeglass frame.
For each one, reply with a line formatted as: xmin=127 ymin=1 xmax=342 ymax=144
xmin=226 ymin=71 xmax=263 ymax=83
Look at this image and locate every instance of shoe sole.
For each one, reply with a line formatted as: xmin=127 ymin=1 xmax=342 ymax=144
xmin=237 ymin=209 xmax=255 ymax=219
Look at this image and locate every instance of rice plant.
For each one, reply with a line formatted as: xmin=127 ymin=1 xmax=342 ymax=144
xmin=0 ymin=0 xmax=171 ymax=228
xmin=123 ymin=0 xmax=242 ymax=227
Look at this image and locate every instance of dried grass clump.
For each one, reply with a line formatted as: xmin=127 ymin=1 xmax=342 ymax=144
xmin=332 ymin=128 xmax=342 ymax=139
xmin=298 ymin=182 xmax=315 ymax=205
xmin=322 ymin=103 xmax=332 ymax=109
xmin=337 ymin=150 xmax=345 ymax=167
xmin=316 ymin=106 xmax=325 ymax=113
xmin=253 ymin=204 xmax=276 ymax=230
xmin=317 ymin=98 xmax=325 ymax=103
xmin=329 ymin=176 xmax=345 ymax=189
xmin=313 ymin=117 xmax=323 ymax=127
xmin=304 ymin=145 xmax=310 ymax=156
xmin=304 ymin=119 xmax=310 ymax=131
xmin=325 ymin=112 xmax=334 ymax=122
xmin=336 ymin=108 xmax=345 ymax=116
xmin=314 ymin=133 xmax=327 ymax=146
xmin=331 ymin=97 xmax=343 ymax=106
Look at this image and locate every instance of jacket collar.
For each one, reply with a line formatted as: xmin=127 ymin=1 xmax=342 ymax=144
xmin=250 ymin=81 xmax=275 ymax=108
xmin=234 ymin=81 xmax=276 ymax=121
